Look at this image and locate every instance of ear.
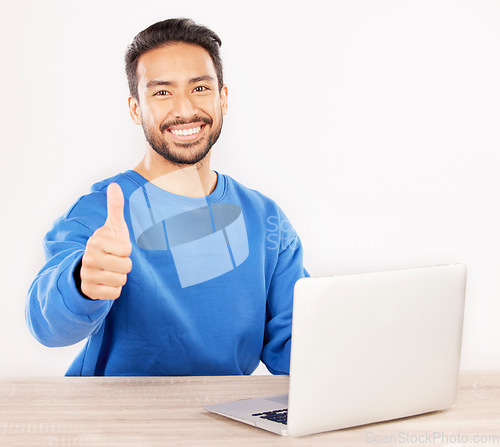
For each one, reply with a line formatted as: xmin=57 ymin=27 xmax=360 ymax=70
xmin=128 ymin=95 xmax=142 ymax=125
xmin=220 ymin=85 xmax=228 ymax=116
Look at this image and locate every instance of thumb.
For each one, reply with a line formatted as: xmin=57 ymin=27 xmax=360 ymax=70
xmin=105 ymin=183 xmax=129 ymax=239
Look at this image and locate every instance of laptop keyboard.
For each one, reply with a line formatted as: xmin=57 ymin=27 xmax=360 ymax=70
xmin=252 ymin=409 xmax=288 ymax=425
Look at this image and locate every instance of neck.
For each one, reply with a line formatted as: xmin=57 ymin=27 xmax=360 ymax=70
xmin=134 ymin=147 xmax=217 ymax=197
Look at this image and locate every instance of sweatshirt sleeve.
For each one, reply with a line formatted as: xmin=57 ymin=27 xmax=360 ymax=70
xmin=26 ymin=211 xmax=113 ymax=348
xmin=261 ymin=208 xmax=309 ymax=375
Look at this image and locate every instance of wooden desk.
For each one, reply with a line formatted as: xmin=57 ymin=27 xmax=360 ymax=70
xmin=1 ymin=371 xmax=499 ymax=446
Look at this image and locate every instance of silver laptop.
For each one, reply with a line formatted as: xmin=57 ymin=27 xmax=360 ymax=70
xmin=204 ymin=264 xmax=467 ymax=437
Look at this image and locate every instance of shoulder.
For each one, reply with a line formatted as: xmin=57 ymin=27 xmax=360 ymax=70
xmin=221 ymin=174 xmax=298 ymax=249
xmin=89 ymin=170 xmax=145 ymax=196
xmin=63 ymin=171 xmax=144 ymax=228
xmin=222 ymin=173 xmax=281 ymax=213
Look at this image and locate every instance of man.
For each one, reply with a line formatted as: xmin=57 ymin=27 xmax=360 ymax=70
xmin=26 ymin=18 xmax=308 ymax=376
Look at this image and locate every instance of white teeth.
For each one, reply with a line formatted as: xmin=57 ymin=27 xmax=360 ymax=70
xmin=170 ymin=126 xmax=202 ymax=136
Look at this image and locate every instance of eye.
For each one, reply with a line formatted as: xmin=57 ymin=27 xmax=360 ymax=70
xmin=153 ymin=90 xmax=170 ymax=96
xmin=193 ymin=86 xmax=209 ymax=93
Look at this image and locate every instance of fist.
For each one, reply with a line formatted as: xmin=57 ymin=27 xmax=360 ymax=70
xmin=80 ymin=183 xmax=133 ymax=300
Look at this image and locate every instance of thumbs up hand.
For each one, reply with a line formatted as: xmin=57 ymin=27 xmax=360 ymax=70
xmin=80 ymin=183 xmax=133 ymax=301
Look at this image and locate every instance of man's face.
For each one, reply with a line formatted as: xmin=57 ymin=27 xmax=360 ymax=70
xmin=129 ymin=43 xmax=228 ymax=165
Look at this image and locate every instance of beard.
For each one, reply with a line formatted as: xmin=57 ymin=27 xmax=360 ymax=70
xmin=142 ymin=114 xmax=223 ymax=166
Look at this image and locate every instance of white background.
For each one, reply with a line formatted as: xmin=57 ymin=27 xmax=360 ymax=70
xmin=0 ymin=0 xmax=499 ymax=375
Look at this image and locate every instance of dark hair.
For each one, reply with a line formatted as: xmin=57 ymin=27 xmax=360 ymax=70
xmin=125 ymin=18 xmax=223 ymax=99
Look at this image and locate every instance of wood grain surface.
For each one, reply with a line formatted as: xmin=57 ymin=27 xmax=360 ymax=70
xmin=0 ymin=371 xmax=499 ymax=446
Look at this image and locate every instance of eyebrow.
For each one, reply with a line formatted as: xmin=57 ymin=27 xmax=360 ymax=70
xmin=146 ymin=75 xmax=215 ymax=89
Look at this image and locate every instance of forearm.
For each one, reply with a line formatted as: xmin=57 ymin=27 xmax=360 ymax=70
xmin=26 ymin=250 xmax=112 ymax=347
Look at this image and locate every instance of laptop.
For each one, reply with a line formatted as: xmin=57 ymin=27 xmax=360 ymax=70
xmin=204 ymin=264 xmax=467 ymax=437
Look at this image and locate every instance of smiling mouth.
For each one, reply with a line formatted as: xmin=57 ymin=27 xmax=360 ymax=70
xmin=169 ymin=125 xmax=203 ymax=136
xmin=165 ymin=121 xmax=208 ymax=141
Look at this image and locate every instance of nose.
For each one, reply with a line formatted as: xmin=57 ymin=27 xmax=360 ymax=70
xmin=171 ymin=92 xmax=197 ymax=119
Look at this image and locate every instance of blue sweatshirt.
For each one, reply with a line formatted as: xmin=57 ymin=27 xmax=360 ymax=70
xmin=26 ymin=171 xmax=308 ymax=376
